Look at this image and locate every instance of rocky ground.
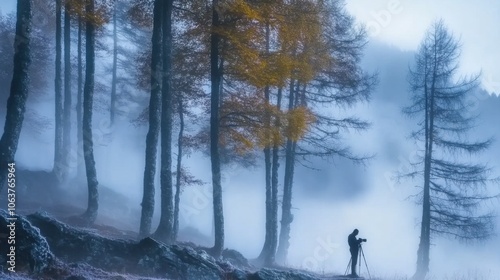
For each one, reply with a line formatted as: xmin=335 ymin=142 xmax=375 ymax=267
xmin=0 ymin=211 xmax=361 ymax=280
xmin=0 ymin=170 xmax=364 ymax=280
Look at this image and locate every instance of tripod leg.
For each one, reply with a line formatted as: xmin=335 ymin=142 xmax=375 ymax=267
xmin=360 ymin=246 xmax=372 ymax=279
xmin=358 ymin=247 xmax=362 ymax=276
xmin=344 ymin=257 xmax=352 ymax=276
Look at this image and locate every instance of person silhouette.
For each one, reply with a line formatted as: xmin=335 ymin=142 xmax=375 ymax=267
xmin=348 ymin=229 xmax=364 ymax=277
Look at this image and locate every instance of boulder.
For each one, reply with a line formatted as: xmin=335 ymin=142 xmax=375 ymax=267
xmin=0 ymin=210 xmax=54 ymax=274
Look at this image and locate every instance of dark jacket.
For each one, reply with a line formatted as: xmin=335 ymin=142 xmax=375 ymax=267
xmin=348 ymin=232 xmax=362 ymax=251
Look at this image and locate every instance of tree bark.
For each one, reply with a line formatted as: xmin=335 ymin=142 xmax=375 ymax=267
xmin=414 ymin=49 xmax=436 ymax=280
xmin=76 ymin=16 xmax=84 ymax=180
xmin=139 ymin=0 xmax=162 ymax=238
xmin=53 ymin=0 xmax=64 ymax=183
xmin=82 ymin=0 xmax=99 ymax=224
xmin=258 ymin=22 xmax=273 ymax=265
xmin=154 ymin=0 xmax=174 ymax=244
xmin=63 ymin=1 xmax=72 ymax=180
xmin=210 ymin=0 xmax=224 ymax=258
xmin=276 ymin=80 xmax=298 ymax=264
xmin=110 ymin=4 xmax=117 ymax=126
xmin=269 ymin=87 xmax=282 ymax=264
xmin=173 ymin=98 xmax=184 ymax=240
xmin=0 ymin=0 xmax=32 ymax=193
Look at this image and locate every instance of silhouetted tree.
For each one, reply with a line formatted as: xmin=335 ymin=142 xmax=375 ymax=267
xmin=82 ymin=0 xmax=99 ymax=224
xmin=210 ymin=0 xmax=224 ymax=257
xmin=53 ymin=0 xmax=64 ymax=183
xmin=110 ymin=3 xmax=117 ymax=126
xmin=0 ymin=0 xmax=32 ymax=193
xmin=63 ymin=0 xmax=72 ymax=179
xmin=173 ymin=98 xmax=184 ymax=240
xmin=76 ymin=15 xmax=85 ymax=180
xmin=139 ymin=0 xmax=162 ymax=238
xmin=402 ymin=20 xmax=496 ymax=280
xmin=154 ymin=0 xmax=175 ymax=244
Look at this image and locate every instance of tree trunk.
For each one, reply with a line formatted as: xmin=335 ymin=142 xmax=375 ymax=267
xmin=173 ymin=98 xmax=184 ymax=240
xmin=414 ymin=54 xmax=436 ymax=280
xmin=139 ymin=0 xmax=162 ymax=238
xmin=76 ymin=16 xmax=84 ymax=181
xmin=110 ymin=4 xmax=117 ymax=126
xmin=154 ymin=0 xmax=174 ymax=244
xmin=82 ymin=0 xmax=99 ymax=224
xmin=0 ymin=0 xmax=32 ymax=193
xmin=210 ymin=0 xmax=224 ymax=258
xmin=276 ymin=80 xmax=298 ymax=264
xmin=63 ymin=1 xmax=72 ymax=180
xmin=258 ymin=87 xmax=272 ymax=264
xmin=269 ymin=87 xmax=282 ymax=264
xmin=258 ymin=22 xmax=273 ymax=265
xmin=53 ymin=0 xmax=64 ymax=183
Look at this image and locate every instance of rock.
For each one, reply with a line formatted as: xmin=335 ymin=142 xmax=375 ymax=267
xmin=248 ymin=268 xmax=320 ymax=280
xmin=222 ymin=248 xmax=252 ymax=269
xmin=26 ymin=212 xmax=228 ymax=279
xmin=0 ymin=210 xmax=54 ymax=274
xmin=0 ymin=211 xmax=341 ymax=280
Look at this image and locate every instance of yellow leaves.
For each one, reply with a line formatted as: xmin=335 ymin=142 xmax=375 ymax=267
xmin=225 ymin=0 xmax=263 ymax=21
xmin=66 ymin=0 xmax=113 ymax=27
xmin=285 ymin=106 xmax=316 ymax=141
xmin=220 ymin=91 xmax=315 ymax=154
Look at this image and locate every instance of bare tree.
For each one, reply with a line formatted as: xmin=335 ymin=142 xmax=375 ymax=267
xmin=402 ymin=20 xmax=497 ymax=280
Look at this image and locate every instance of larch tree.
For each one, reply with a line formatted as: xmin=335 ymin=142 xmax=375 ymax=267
xmin=81 ymin=0 xmax=99 ymax=224
xmin=63 ymin=0 xmax=72 ymax=181
xmin=0 ymin=0 xmax=32 ymax=193
xmin=210 ymin=0 xmax=224 ymax=257
xmin=139 ymin=0 xmax=162 ymax=238
xmin=110 ymin=2 xmax=118 ymax=126
xmin=154 ymin=0 xmax=175 ymax=244
xmin=53 ymin=0 xmax=65 ymax=183
xmin=276 ymin=0 xmax=376 ymax=263
xmin=402 ymin=20 xmax=497 ymax=280
xmin=76 ymin=14 xmax=85 ymax=180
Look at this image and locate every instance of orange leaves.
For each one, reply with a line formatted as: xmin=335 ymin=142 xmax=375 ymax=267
xmin=220 ymin=92 xmax=315 ymax=153
xmin=66 ymin=0 xmax=113 ymax=27
xmin=285 ymin=106 xmax=315 ymax=142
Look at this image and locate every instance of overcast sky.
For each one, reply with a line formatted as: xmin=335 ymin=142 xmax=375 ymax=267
xmin=346 ymin=0 xmax=500 ymax=95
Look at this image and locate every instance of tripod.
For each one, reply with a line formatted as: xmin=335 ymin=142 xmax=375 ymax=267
xmin=344 ymin=243 xmax=371 ymax=279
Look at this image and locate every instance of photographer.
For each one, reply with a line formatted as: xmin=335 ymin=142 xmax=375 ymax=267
xmin=347 ymin=229 xmax=367 ymax=277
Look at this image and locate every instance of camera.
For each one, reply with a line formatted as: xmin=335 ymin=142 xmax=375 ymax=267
xmin=360 ymin=238 xmax=367 ymax=242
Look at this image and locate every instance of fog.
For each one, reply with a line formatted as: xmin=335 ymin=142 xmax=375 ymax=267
xmin=4 ymin=38 xmax=498 ymax=279
xmin=2 ymin=0 xmax=500 ymax=279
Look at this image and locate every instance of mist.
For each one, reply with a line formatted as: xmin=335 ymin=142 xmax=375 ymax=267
xmin=1 ymin=0 xmax=500 ymax=279
xmin=3 ymin=40 xmax=497 ymax=279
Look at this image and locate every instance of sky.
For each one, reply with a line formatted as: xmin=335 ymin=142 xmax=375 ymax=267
xmin=1 ymin=0 xmax=500 ymax=279
xmin=345 ymin=0 xmax=500 ymax=95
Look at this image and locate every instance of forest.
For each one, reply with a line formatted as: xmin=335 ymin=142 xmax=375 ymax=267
xmin=0 ymin=0 xmax=499 ymax=279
